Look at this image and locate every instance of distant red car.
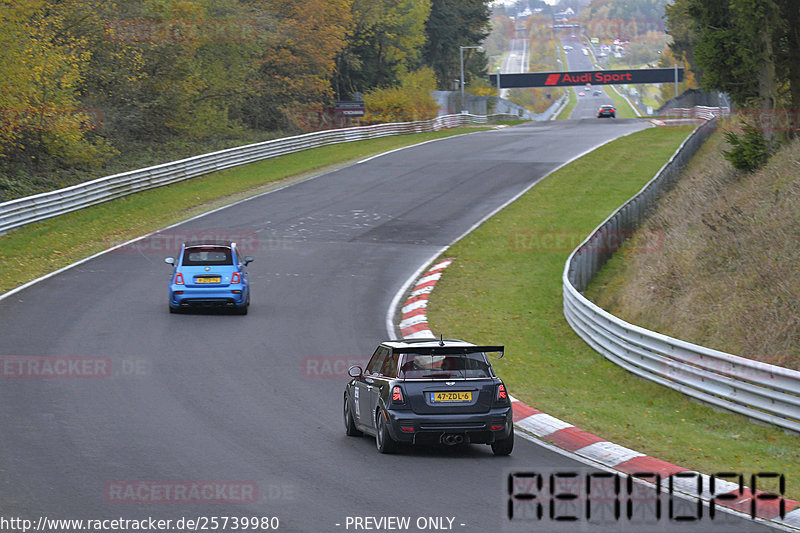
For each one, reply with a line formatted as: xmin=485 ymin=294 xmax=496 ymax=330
xmin=597 ymin=104 xmax=616 ymax=118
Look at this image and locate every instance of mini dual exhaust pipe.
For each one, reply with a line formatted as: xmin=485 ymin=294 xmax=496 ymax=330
xmin=442 ymin=434 xmax=464 ymax=446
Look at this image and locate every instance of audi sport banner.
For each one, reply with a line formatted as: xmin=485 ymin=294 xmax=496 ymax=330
xmin=489 ymin=68 xmax=683 ymax=88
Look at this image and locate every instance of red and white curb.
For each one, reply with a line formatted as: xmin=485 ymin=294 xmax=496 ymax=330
xmin=398 ymin=259 xmax=800 ymax=530
xmin=511 ymin=397 xmax=800 ymax=527
xmin=398 ymin=259 xmax=452 ymax=339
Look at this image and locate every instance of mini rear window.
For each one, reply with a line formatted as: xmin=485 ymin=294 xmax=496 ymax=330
xmin=182 ymin=247 xmax=233 ymax=266
xmin=399 ymin=353 xmax=492 ymax=379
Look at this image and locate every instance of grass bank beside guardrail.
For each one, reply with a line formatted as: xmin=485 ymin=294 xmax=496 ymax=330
xmin=0 ymin=127 xmax=489 ymax=294
xmin=556 ymin=88 xmax=577 ymax=119
xmin=426 ymin=125 xmax=798 ymax=498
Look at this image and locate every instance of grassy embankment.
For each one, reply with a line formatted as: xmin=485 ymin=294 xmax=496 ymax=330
xmin=0 ymin=127 xmax=488 ymax=294
xmin=588 ymin=132 xmax=800 ymax=369
xmin=603 ymin=86 xmax=639 ymax=118
xmin=426 ymin=125 xmax=798 ymax=498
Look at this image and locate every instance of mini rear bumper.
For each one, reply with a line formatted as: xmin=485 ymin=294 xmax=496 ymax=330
xmin=169 ymin=286 xmax=247 ymax=308
xmin=384 ymin=406 xmax=513 ymax=445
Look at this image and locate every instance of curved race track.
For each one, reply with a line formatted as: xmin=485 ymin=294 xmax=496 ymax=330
xmin=0 ymin=121 xmax=774 ymax=532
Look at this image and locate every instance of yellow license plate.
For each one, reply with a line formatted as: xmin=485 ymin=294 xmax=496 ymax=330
xmin=196 ymin=277 xmax=221 ymax=284
xmin=431 ymin=391 xmax=472 ymax=402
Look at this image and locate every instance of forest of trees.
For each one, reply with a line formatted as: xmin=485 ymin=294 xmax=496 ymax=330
xmin=0 ymin=0 xmax=491 ymax=201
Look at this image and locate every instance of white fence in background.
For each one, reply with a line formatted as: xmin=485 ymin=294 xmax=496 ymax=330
xmin=562 ymin=117 xmax=800 ymax=434
xmin=0 ymin=113 xmax=518 ymax=235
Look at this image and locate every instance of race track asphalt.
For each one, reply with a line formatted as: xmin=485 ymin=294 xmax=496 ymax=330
xmin=0 ymin=120 xmax=773 ymax=532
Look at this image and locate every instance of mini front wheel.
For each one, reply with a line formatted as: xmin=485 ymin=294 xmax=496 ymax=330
xmin=344 ymin=395 xmax=361 ymax=437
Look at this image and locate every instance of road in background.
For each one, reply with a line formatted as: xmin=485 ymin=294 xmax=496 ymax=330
xmin=560 ymin=34 xmax=617 ymax=120
xmin=498 ymin=38 xmax=529 ymax=99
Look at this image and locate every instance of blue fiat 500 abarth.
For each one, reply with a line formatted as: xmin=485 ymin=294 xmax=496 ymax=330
xmin=165 ymin=241 xmax=253 ymax=314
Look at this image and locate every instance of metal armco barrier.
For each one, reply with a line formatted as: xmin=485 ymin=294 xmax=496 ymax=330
xmin=0 ymin=113 xmax=518 ymax=235
xmin=664 ymin=106 xmax=730 ymax=120
xmin=563 ymin=117 xmax=800 ymax=434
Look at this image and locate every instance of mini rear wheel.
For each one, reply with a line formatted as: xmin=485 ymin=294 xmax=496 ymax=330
xmin=491 ymin=426 xmax=514 ymax=456
xmin=375 ymin=409 xmax=398 ymax=454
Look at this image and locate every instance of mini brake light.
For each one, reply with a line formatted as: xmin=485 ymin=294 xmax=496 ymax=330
xmin=497 ymin=384 xmax=507 ymax=400
xmin=392 ymin=386 xmax=404 ymax=403
xmin=174 ymin=273 xmax=184 ymax=285
xmin=231 ymin=272 xmax=241 ymax=284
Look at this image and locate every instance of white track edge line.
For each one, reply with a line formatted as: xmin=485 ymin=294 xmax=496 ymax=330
xmin=384 ymin=124 xmax=649 ymax=339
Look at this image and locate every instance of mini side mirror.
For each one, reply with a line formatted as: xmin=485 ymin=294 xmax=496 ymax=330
xmin=164 ymin=257 xmax=175 ymax=265
xmin=244 ymin=256 xmax=254 ymax=265
xmin=348 ymin=365 xmax=363 ymax=378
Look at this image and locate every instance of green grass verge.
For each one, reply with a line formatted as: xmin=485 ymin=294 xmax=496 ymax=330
xmin=556 ymin=88 xmax=577 ymax=120
xmin=426 ymin=125 xmax=798 ymax=498
xmin=0 ymin=127 xmax=490 ymax=294
xmin=603 ymin=86 xmax=639 ymax=119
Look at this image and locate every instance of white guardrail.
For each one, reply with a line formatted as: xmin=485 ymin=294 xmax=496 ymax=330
xmin=563 ymin=117 xmax=800 ymax=434
xmin=0 ymin=113 xmax=519 ymax=236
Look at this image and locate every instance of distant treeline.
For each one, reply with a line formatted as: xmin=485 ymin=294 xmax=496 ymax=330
xmin=0 ymin=0 xmax=491 ymax=200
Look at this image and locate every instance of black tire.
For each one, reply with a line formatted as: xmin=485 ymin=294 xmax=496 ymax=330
xmin=491 ymin=426 xmax=514 ymax=456
xmin=343 ymin=394 xmax=361 ymax=436
xmin=375 ymin=409 xmax=398 ymax=454
xmin=168 ymin=305 xmax=179 ymax=314
xmin=236 ymin=292 xmax=250 ymax=315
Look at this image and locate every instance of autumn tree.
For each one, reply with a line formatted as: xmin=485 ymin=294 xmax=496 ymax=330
xmin=333 ymin=0 xmax=430 ymax=99
xmin=363 ymin=67 xmax=438 ymax=123
xmin=0 ymin=0 xmax=112 ymax=170
xmin=241 ymin=0 xmax=351 ymax=131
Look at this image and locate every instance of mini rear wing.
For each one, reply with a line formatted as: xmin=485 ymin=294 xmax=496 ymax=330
xmin=391 ymin=346 xmax=504 ymax=358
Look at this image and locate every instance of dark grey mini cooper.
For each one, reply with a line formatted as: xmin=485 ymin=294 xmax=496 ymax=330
xmin=343 ymin=339 xmax=513 ymax=455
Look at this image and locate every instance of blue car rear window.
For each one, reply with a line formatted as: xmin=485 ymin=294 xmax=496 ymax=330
xmin=182 ymin=247 xmax=233 ymax=266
